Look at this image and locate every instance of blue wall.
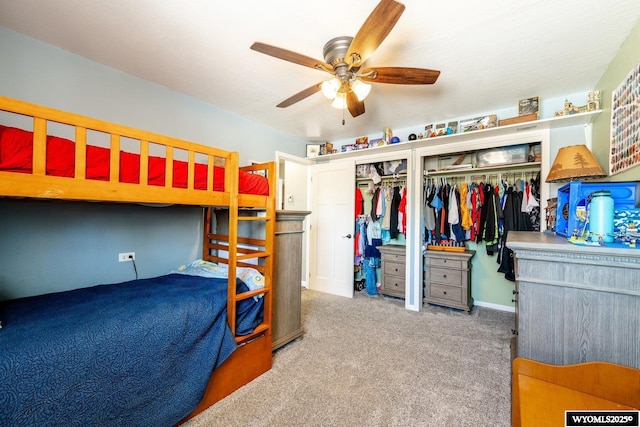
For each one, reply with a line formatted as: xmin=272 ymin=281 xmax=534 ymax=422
xmin=0 ymin=26 xmax=307 ymax=300
xmin=0 ymin=201 xmax=203 ymax=300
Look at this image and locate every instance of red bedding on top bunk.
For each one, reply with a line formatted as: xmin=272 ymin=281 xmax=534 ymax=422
xmin=0 ymin=125 xmax=269 ymax=196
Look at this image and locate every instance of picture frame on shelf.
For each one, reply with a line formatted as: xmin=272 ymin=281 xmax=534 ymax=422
xmin=306 ymin=144 xmax=321 ymax=158
xmin=518 ymin=96 xmax=540 ymax=118
xmin=460 ymin=115 xmax=497 ymax=132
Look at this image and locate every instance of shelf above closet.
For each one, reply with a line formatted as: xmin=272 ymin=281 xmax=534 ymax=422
xmin=311 ymin=110 xmax=601 ymax=162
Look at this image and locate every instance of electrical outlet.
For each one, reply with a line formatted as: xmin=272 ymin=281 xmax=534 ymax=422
xmin=118 ymin=252 xmax=135 ymax=262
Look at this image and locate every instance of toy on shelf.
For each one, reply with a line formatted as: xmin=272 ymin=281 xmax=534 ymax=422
xmin=554 ymin=91 xmax=601 ymax=116
xmin=568 ymin=208 xmax=640 ymax=249
xmin=426 ymin=239 xmax=467 ymax=252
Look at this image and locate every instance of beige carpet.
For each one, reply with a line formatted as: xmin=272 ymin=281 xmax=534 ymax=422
xmin=184 ymin=289 xmax=514 ymax=427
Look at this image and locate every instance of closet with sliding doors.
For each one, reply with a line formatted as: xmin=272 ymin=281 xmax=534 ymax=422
xmin=354 ymin=157 xmax=409 ymax=299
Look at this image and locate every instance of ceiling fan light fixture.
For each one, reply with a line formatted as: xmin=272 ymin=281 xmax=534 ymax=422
xmin=251 ymin=0 xmax=441 ymax=118
xmin=351 ymin=79 xmax=371 ymax=101
xmin=321 ymin=78 xmax=341 ymax=99
xmin=331 ymin=91 xmax=347 ymax=109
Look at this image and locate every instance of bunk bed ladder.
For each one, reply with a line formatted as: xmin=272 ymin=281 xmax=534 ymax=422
xmin=202 ymin=160 xmax=276 ymax=346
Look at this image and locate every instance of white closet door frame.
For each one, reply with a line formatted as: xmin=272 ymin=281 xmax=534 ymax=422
xmin=352 ymin=149 xmax=419 ymax=311
xmin=412 ymin=126 xmax=552 ymax=311
xmin=275 ymin=151 xmax=314 ymax=287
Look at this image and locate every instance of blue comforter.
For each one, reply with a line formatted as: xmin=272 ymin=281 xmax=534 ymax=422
xmin=0 ymin=273 xmax=263 ymax=426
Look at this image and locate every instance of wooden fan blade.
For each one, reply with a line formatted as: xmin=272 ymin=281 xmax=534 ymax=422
xmin=360 ymin=67 xmax=441 ymax=84
xmin=345 ymin=0 xmax=405 ymax=69
xmin=346 ymin=90 xmax=365 ymax=117
xmin=276 ymin=83 xmax=322 ymax=108
xmin=250 ymin=42 xmax=333 ymax=73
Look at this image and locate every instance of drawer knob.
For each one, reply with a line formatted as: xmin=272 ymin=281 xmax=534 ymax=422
xmin=443 ymin=274 xmax=447 ymax=278
xmin=443 ymin=291 xmax=447 ymax=295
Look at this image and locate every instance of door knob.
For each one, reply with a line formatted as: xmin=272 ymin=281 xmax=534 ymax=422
xmin=342 ymin=233 xmax=352 ymax=239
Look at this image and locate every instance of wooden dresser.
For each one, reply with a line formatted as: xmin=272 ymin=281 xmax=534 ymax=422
xmin=423 ymin=250 xmax=475 ymax=312
xmin=272 ymin=210 xmax=310 ymax=351
xmin=378 ymin=244 xmax=406 ymax=298
xmin=508 ymin=231 xmax=640 ymax=369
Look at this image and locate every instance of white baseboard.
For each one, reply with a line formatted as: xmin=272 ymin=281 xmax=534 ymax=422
xmin=474 ymin=300 xmax=515 ymax=313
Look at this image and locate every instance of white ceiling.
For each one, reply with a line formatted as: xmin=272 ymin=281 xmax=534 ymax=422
xmin=1 ymin=0 xmax=639 ymax=143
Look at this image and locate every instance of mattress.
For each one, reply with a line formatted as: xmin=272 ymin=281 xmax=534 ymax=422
xmin=0 ymin=125 xmax=269 ymax=196
xmin=0 ymin=273 xmax=263 ymax=426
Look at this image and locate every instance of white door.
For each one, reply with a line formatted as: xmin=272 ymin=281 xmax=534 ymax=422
xmin=309 ymin=159 xmax=355 ymax=298
xmin=276 ymin=152 xmax=313 ymax=288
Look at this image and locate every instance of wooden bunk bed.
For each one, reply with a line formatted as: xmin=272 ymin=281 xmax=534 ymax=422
xmin=0 ymin=96 xmax=276 ymax=425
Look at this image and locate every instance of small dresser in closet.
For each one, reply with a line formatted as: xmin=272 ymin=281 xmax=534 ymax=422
xmin=423 ymin=250 xmax=475 ymax=312
xmin=272 ymin=210 xmax=310 ymax=351
xmin=378 ymin=244 xmax=406 ymax=298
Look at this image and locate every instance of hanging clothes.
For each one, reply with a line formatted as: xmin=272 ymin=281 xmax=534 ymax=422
xmin=424 ymin=184 xmax=437 ymax=243
xmin=459 ymin=182 xmax=473 ymax=231
xmin=479 ymin=183 xmax=500 ymax=255
xmin=354 ymin=217 xmax=366 ymax=263
xmin=390 ymin=186 xmax=402 ymax=239
xmin=398 ymin=187 xmax=407 ymax=235
xmin=376 ymin=186 xmax=385 ymax=220
xmin=470 ymin=184 xmax=480 ymax=241
xmin=449 ymin=185 xmax=466 ymax=242
xmin=370 ymin=187 xmax=380 ymax=222
xmin=437 ymin=183 xmax=450 ymax=241
xmin=381 ymin=186 xmax=392 ymax=231
xmin=431 ymin=185 xmax=443 ymax=243
xmin=497 ymin=180 xmax=533 ymax=281
xmin=355 ymin=188 xmax=364 ymax=218
xmin=420 ymin=170 xmax=540 ymax=280
xmin=528 ymin=172 xmax=541 ymax=231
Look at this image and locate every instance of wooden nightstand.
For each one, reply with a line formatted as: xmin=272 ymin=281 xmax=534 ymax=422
xmin=423 ymin=250 xmax=475 ymax=312
xmin=378 ymin=244 xmax=406 ymax=299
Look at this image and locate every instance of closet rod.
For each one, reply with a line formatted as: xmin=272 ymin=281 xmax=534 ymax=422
xmin=422 ymin=165 xmax=540 ymax=181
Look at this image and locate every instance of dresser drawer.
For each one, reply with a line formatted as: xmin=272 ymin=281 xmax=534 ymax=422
xmin=382 ymin=275 xmax=405 ymax=293
xmin=383 ymin=261 xmax=405 ymax=278
xmin=428 ymin=257 xmax=463 ymax=270
xmin=429 ymin=267 xmax=462 ymax=286
xmin=382 ymin=252 xmax=405 ymax=264
xmin=430 ymin=283 xmax=462 ymax=303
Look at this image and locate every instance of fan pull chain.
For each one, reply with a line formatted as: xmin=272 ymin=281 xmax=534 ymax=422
xmin=342 ymin=105 xmax=345 ymax=126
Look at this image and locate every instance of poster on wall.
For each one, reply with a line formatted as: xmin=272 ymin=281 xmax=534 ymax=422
xmin=610 ymin=59 xmax=640 ymax=175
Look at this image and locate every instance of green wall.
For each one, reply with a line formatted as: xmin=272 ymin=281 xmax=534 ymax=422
xmin=592 ymin=19 xmax=640 ymax=182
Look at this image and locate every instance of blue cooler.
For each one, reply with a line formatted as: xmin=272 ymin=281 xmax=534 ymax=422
xmin=555 ymin=181 xmax=640 ymax=237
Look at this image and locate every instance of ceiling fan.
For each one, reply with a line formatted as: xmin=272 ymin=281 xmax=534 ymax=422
xmin=250 ymin=0 xmax=440 ymax=121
